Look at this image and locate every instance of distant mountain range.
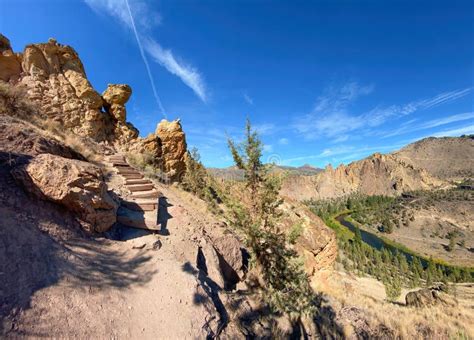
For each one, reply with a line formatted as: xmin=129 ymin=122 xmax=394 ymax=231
xmin=208 ymin=164 xmax=323 ymax=181
xmin=280 ymin=135 xmax=473 ymax=201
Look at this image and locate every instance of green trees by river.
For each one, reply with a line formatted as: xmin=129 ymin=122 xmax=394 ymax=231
xmin=306 ymin=195 xmax=473 ymax=300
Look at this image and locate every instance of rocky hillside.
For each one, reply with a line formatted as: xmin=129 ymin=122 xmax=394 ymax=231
xmin=280 ymin=136 xmax=474 ymax=201
xmin=0 ymin=33 xmax=186 ymax=181
xmin=394 ymin=136 xmax=474 ymax=181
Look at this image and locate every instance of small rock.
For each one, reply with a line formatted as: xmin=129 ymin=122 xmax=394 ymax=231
xmin=151 ymin=240 xmax=162 ymax=250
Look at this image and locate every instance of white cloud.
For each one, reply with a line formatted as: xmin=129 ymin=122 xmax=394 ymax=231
xmin=293 ymin=82 xmax=472 ymax=141
xmin=263 ymin=144 xmax=273 ymax=153
xmin=333 ymin=135 xmax=349 ymax=143
xmin=243 ymin=92 xmax=254 ymax=105
xmin=431 ymin=125 xmax=474 ymax=137
xmin=83 ymin=0 xmax=207 ymax=103
xmin=253 ymin=123 xmax=276 ymax=136
xmin=143 ymin=38 xmax=207 ymax=102
xmin=278 ymin=137 xmax=289 ymax=145
xmin=382 ymin=112 xmax=474 ymax=138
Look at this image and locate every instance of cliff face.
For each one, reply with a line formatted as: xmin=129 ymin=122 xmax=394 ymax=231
xmin=0 ymin=34 xmax=187 ymax=181
xmin=281 ymin=150 xmax=447 ymax=201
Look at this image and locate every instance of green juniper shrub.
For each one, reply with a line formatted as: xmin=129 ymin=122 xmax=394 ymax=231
xmin=227 ymin=119 xmax=315 ymax=317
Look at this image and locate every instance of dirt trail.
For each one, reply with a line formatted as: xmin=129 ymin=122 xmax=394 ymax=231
xmin=7 ymin=164 xmax=226 ymax=338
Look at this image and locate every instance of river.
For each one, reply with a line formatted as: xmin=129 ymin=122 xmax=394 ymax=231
xmin=336 ymin=214 xmax=428 ymax=267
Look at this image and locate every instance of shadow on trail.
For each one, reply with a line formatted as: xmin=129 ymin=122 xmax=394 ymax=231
xmin=158 ymin=196 xmax=173 ymax=236
xmin=0 ymin=152 xmax=157 ymax=336
xmin=181 ymin=257 xmax=345 ymax=339
xmin=60 ymin=238 xmax=157 ymax=289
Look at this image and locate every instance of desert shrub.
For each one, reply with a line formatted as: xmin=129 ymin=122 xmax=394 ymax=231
xmin=127 ymin=151 xmax=157 ymax=169
xmin=227 ymin=119 xmax=315 ymax=317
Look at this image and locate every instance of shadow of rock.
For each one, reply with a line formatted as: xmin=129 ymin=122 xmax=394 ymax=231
xmin=158 ymin=196 xmax=172 ymax=236
xmin=0 ymin=151 xmax=157 ymax=335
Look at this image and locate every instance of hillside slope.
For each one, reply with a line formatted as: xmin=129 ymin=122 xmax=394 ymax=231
xmin=394 ymin=136 xmax=474 ymax=180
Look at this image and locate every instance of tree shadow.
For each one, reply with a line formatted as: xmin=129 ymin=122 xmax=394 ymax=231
xmin=182 ymin=261 xmax=229 ymax=337
xmin=59 ymin=237 xmax=157 ymax=289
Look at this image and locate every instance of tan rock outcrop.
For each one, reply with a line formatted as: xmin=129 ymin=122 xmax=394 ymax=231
xmin=0 ymin=34 xmax=22 ymax=82
xmin=102 ymin=84 xmax=132 ymax=106
xmin=102 ymin=84 xmax=132 ymax=122
xmin=2 ymin=35 xmax=189 ymax=183
xmin=281 ymin=200 xmax=338 ymax=274
xmin=2 ymin=36 xmax=138 ymax=146
xmin=12 ymin=153 xmax=118 ymax=232
xmin=156 ymin=119 xmax=187 ymax=180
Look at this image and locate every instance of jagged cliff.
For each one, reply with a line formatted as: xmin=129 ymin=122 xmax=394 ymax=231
xmin=0 ymin=33 xmax=186 ymax=181
xmin=281 ymin=147 xmax=451 ymax=201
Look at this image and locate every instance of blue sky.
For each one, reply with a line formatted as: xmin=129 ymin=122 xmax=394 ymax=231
xmin=1 ymin=0 xmax=473 ymax=168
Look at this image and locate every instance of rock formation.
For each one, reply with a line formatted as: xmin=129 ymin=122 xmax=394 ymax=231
xmin=281 ymin=149 xmax=447 ymax=201
xmin=12 ymin=153 xmax=118 ymax=232
xmin=281 ymin=199 xmax=338 ymax=275
xmin=0 ymin=34 xmax=188 ymax=182
xmin=0 ymin=35 xmax=22 ymax=82
xmin=405 ymin=285 xmax=455 ymax=308
xmin=156 ymin=119 xmax=187 ymax=180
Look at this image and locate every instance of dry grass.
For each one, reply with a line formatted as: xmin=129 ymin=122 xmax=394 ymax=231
xmin=313 ymin=270 xmax=474 ymax=339
xmin=0 ymin=82 xmax=101 ymax=162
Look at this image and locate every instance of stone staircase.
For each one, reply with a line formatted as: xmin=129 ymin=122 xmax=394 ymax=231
xmin=108 ymin=154 xmax=161 ymax=231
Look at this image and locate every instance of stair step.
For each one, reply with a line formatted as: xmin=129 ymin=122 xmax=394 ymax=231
xmin=126 ymin=183 xmax=155 ymax=192
xmin=125 ymin=179 xmax=152 ymax=185
xmin=117 ymin=207 xmax=159 ymax=230
xmin=121 ymin=173 xmax=144 ymax=179
xmin=132 ymin=190 xmax=160 ymax=199
xmin=109 ymin=157 xmax=126 ymax=162
xmin=112 ymin=162 xmax=130 ymax=167
xmin=121 ymin=199 xmax=158 ymax=212
xmin=117 ymin=168 xmax=141 ymax=175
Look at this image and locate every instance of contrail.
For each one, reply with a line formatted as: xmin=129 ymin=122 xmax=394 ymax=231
xmin=124 ymin=0 xmax=167 ymax=119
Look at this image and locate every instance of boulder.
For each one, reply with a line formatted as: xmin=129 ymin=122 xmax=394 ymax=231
xmin=156 ymin=119 xmax=187 ymax=181
xmin=12 ymin=153 xmax=118 ymax=232
xmin=197 ymin=241 xmax=226 ymax=289
xmin=202 ymin=223 xmax=245 ymax=289
xmin=102 ymin=84 xmax=132 ymax=122
xmin=405 ymin=285 xmax=455 ymax=308
xmin=102 ymin=84 xmax=132 ymax=106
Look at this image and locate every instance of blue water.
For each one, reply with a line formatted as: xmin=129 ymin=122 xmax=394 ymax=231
xmin=336 ymin=214 xmax=427 ymax=267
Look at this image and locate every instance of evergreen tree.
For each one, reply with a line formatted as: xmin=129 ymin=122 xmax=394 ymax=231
xmin=384 ymin=275 xmax=402 ymax=301
xmin=227 ymin=119 xmax=315 ymax=317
